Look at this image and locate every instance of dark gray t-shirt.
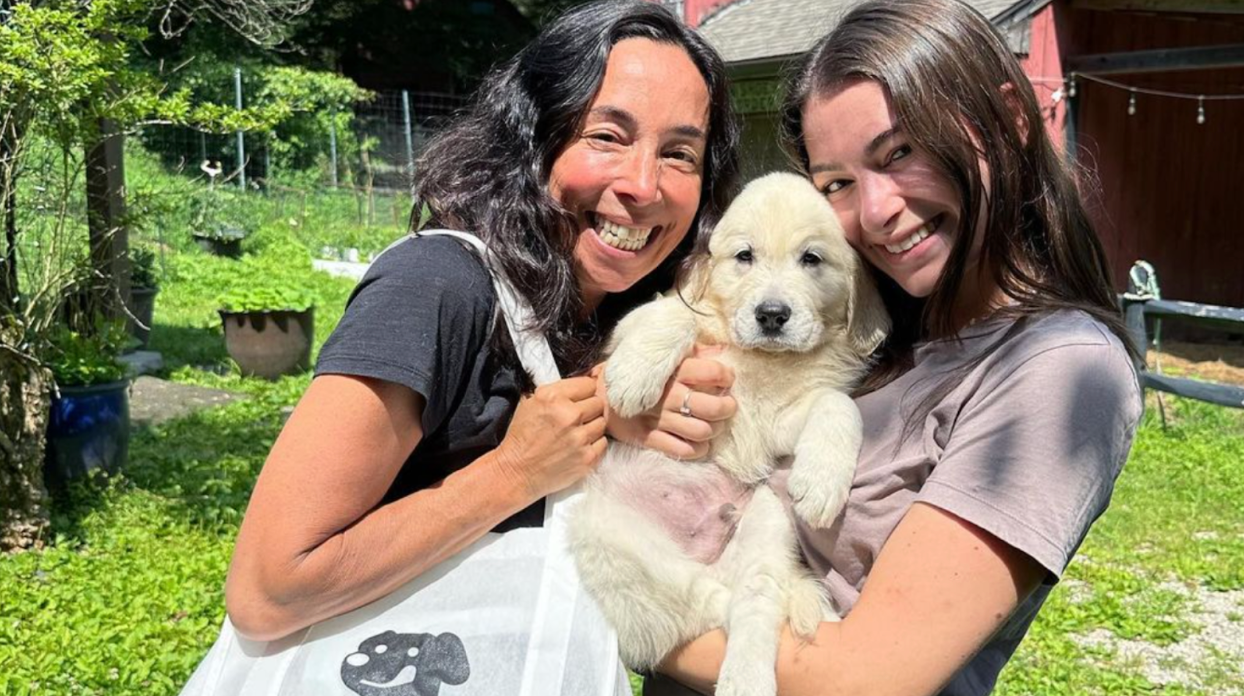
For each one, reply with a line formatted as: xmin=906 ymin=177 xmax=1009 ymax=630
xmin=315 ymin=235 xmax=542 ymax=528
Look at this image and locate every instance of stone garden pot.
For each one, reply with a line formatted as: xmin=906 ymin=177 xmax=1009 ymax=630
xmin=129 ymin=286 xmax=158 ymax=349
xmin=45 ymin=379 xmax=130 ymax=490
xmin=220 ymin=307 xmax=315 ymax=380
xmin=193 ymin=233 xmax=243 ymax=259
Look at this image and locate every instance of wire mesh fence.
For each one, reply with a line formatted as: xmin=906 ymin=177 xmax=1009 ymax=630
xmin=136 ymin=89 xmax=467 ymax=194
xmin=123 ymin=88 xmax=470 ymax=264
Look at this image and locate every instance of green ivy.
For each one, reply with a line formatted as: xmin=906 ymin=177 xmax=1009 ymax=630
xmin=217 ymin=286 xmax=314 ymax=313
xmin=130 ymin=246 xmax=159 ymax=290
xmin=46 ymin=324 xmax=129 ymax=388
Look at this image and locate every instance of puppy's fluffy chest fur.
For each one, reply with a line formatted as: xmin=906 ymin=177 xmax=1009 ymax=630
xmin=569 ymin=172 xmax=891 ymax=695
xmin=697 ymin=318 xmax=870 ymax=484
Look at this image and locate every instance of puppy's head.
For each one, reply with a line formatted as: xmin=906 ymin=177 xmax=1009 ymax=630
xmin=694 ymin=172 xmax=889 ymax=355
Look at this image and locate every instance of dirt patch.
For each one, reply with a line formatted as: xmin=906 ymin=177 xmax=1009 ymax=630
xmin=1145 ymin=340 xmax=1244 ymax=388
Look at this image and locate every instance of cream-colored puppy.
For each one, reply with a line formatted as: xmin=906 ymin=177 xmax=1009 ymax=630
xmin=569 ymin=172 xmax=890 ymax=696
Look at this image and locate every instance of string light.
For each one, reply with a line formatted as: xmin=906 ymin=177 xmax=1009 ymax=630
xmin=1031 ymin=73 xmax=1244 ymax=124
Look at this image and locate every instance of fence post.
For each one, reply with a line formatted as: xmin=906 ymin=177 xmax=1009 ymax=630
xmin=402 ymin=90 xmax=415 ymax=193
xmin=1123 ymin=297 xmax=1148 ymax=365
xmin=234 ymin=66 xmax=246 ymax=192
xmin=1124 ymin=261 xmax=1161 ymax=366
xmin=329 ymin=110 xmax=339 ymax=188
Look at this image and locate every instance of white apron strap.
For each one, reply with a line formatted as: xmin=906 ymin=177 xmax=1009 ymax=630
xmin=413 ymin=229 xmax=616 ymax=696
xmin=411 ymin=229 xmax=579 ymax=515
xmin=414 ymin=230 xmax=560 ymax=387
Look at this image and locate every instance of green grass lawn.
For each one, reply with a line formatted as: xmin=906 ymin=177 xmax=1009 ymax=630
xmin=2 ymin=223 xmax=1242 ymax=695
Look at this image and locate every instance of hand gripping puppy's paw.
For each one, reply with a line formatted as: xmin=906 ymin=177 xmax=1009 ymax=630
xmin=604 ymin=346 xmax=674 ymax=418
xmin=786 ymin=459 xmax=851 ymax=529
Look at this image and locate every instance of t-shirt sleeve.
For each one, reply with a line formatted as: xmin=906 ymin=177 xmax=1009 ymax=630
xmin=315 ymin=235 xmax=496 ymax=435
xmin=916 ymin=335 xmax=1143 ymax=581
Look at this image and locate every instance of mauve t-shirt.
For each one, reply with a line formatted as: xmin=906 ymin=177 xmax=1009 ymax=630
xmin=647 ymin=310 xmax=1142 ymax=696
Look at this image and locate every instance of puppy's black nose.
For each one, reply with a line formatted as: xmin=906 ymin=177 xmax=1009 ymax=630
xmin=755 ymin=302 xmax=791 ymax=334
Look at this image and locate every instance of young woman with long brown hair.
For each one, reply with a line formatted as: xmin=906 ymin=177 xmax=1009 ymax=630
xmin=649 ymin=1 xmax=1142 ymax=694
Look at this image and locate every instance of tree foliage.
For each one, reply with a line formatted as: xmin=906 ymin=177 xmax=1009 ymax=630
xmin=0 ymin=0 xmax=177 ymax=150
xmin=0 ymin=0 xmax=351 ymax=550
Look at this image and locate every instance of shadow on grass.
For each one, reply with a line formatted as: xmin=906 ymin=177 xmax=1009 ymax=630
xmin=148 ymin=322 xmax=229 ymax=372
xmin=47 ymin=472 xmax=116 ymax=546
xmin=49 ymin=395 xmax=282 ymax=541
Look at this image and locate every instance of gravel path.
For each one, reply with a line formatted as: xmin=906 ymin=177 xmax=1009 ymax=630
xmin=128 ymin=375 xmax=245 ymax=427
xmin=1073 ymin=582 xmax=1244 ymax=694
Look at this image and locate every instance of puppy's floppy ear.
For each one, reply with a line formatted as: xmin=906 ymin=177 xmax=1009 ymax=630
xmin=846 ymin=257 xmax=891 ymax=357
xmin=675 ymin=253 xmax=712 ymax=310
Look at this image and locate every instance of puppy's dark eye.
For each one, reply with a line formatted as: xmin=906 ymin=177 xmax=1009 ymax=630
xmin=735 ymin=249 xmax=753 ymax=264
xmin=800 ymin=252 xmax=823 ymax=267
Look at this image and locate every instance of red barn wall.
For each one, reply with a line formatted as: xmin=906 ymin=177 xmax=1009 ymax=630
xmin=1050 ymin=5 xmax=1244 ymax=307
xmin=1018 ymin=4 xmax=1072 ymax=150
xmin=686 ymin=0 xmax=735 ymax=26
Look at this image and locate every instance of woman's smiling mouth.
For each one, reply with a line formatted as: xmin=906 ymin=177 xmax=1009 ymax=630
xmin=591 ymin=213 xmax=658 ymax=252
xmin=883 ymin=215 xmax=943 ymax=256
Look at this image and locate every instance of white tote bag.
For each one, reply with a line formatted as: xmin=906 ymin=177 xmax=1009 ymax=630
xmin=180 ymin=230 xmax=629 ymax=696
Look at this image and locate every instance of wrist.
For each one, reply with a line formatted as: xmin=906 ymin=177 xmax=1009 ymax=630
xmin=481 ymin=444 xmax=539 ymax=504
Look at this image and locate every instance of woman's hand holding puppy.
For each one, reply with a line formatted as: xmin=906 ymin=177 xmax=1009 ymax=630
xmin=493 ymin=376 xmax=609 ymax=500
xmin=601 ymin=346 xmax=737 ymax=460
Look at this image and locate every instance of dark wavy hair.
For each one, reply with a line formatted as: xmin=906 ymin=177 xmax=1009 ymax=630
xmin=780 ymin=0 xmax=1137 ymax=405
xmin=413 ymin=0 xmax=740 ymax=383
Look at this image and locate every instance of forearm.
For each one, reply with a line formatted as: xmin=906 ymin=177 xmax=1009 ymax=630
xmin=657 ymin=504 xmax=1044 ymax=696
xmin=225 ymin=376 xmax=540 ymax=641
xmin=663 ymin=620 xmax=953 ymax=696
xmin=658 ymin=630 xmax=726 ymax=694
xmin=659 ymin=624 xmax=854 ymax=696
xmin=259 ymin=450 xmax=532 ymax=633
xmin=228 ymin=372 xmax=607 ymax=641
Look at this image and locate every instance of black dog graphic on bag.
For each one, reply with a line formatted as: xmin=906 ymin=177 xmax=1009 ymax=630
xmin=341 ymin=631 xmax=470 ymax=696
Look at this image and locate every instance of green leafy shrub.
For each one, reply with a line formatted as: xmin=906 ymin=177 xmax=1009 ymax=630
xmin=211 ymin=239 xmax=317 ymax=313
xmin=218 ymin=286 xmax=314 ymax=313
xmin=130 ymin=246 xmax=159 ymax=290
xmin=189 ymin=167 xmax=252 ymax=244
xmin=193 ymin=221 xmax=248 ymax=242
xmin=46 ymin=324 xmax=129 ymax=387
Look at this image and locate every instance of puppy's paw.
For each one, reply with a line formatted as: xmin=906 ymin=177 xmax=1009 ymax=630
xmin=714 ymin=442 xmax=772 ymax=486
xmin=787 ymin=577 xmax=834 ymax=640
xmin=689 ymin=576 xmax=732 ymax=630
xmin=604 ymin=348 xmax=672 ymax=418
xmin=717 ymin=658 xmax=777 ymax=696
xmin=786 ymin=460 xmax=850 ymax=529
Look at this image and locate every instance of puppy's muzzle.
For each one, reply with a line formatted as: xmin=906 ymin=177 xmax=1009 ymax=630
xmin=755 ymin=301 xmax=791 ymax=336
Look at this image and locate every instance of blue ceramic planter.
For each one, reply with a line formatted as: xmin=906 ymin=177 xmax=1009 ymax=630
xmin=45 ymin=379 xmax=130 ymax=489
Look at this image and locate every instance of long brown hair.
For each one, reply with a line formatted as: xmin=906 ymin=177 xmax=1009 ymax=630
xmin=780 ymin=0 xmax=1137 ymax=402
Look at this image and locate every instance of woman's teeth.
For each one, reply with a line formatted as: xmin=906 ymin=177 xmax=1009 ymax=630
xmin=885 ymin=221 xmax=935 ymax=254
xmin=598 ymin=219 xmax=653 ymax=251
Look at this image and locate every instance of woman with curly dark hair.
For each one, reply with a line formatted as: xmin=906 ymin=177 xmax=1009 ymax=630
xmin=224 ymin=0 xmax=740 ymax=642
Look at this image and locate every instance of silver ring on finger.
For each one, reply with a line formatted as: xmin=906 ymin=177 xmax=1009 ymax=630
xmin=679 ymin=388 xmax=694 ymax=418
